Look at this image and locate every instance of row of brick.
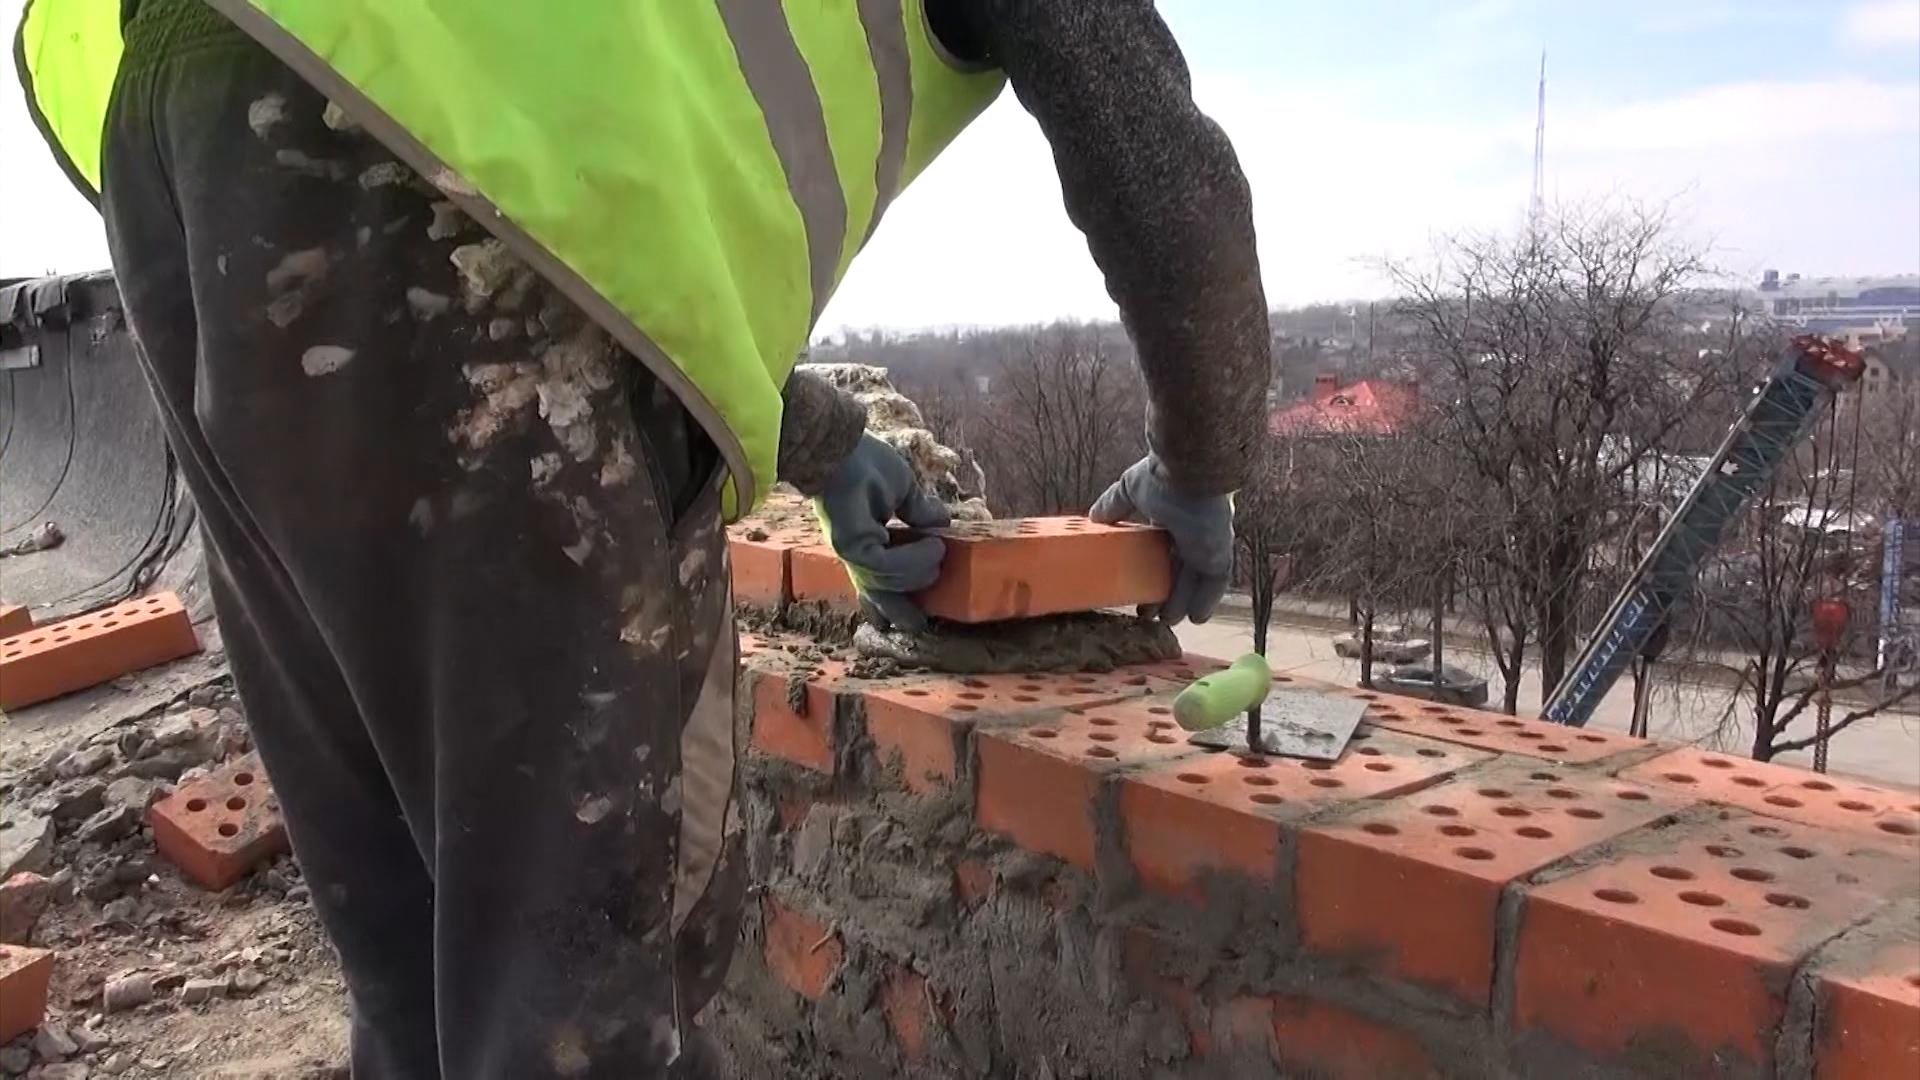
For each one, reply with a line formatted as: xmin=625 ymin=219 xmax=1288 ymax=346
xmin=0 ymin=591 xmax=201 ymax=711
xmin=730 ymin=515 xmax=1173 ymax=623
xmin=739 ymin=630 xmax=1920 ymax=1077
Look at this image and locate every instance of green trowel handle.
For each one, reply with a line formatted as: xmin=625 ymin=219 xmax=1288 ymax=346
xmin=1173 ymin=653 xmax=1273 ymax=731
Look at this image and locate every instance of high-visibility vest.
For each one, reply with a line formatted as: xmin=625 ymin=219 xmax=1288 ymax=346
xmin=16 ymin=0 xmax=1005 ymax=518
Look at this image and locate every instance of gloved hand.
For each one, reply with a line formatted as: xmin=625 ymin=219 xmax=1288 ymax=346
xmin=814 ymin=433 xmax=951 ymax=631
xmin=1089 ymin=455 xmax=1234 ymax=626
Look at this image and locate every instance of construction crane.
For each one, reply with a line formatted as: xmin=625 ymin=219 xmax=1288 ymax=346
xmin=1542 ymin=335 xmax=1866 ymax=727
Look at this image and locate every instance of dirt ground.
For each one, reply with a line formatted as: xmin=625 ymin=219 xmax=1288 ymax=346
xmin=2 ymin=641 xmax=349 ymax=1080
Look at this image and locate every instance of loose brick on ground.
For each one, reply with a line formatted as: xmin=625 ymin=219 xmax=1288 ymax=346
xmin=907 ymin=516 xmax=1172 ymax=623
xmin=1513 ymin=812 xmax=1915 ymax=1071
xmin=1358 ymin=695 xmax=1646 ymax=764
xmin=1622 ymin=746 xmax=1920 ymax=848
xmin=0 ymin=592 xmax=200 ymax=710
xmin=147 ymin=753 xmax=289 ymax=890
xmin=1119 ymin=724 xmax=1489 ymax=896
xmin=1298 ymin=763 xmax=1686 ymax=1003
xmin=0 ymin=944 xmax=53 ymax=1042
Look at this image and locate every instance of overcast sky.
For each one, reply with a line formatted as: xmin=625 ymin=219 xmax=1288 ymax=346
xmin=5 ymin=0 xmax=1917 ymax=336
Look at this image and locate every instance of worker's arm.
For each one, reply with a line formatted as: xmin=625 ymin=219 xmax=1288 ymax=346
xmin=943 ymin=0 xmax=1273 ymax=496
xmin=776 ymin=368 xmax=867 ymax=495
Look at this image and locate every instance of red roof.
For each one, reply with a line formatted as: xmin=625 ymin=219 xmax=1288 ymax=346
xmin=1269 ymin=378 xmax=1418 ymax=437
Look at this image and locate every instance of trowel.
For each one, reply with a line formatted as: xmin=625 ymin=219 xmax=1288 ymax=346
xmin=1172 ymin=653 xmax=1364 ymax=761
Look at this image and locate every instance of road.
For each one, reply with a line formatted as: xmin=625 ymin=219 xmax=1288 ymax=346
xmin=1175 ymin=612 xmax=1920 ymax=791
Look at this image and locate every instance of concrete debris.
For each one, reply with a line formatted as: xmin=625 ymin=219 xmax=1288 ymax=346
xmin=99 ymin=1053 xmax=134 ymax=1076
xmin=0 ymin=811 xmax=54 ymax=879
xmin=0 ymin=871 xmax=54 ymax=943
xmin=186 ymin=685 xmax=222 ymax=709
xmin=57 ymin=745 xmax=115 ymax=779
xmin=182 ymin=976 xmax=230 ymax=1005
xmin=231 ymin=968 xmax=270 ymax=997
xmin=76 ymin=804 xmax=142 ymax=846
xmin=103 ymin=972 xmax=155 ymax=1012
xmin=33 ymin=1020 xmax=79 ymax=1061
xmin=70 ymin=1025 xmax=109 ymax=1053
xmin=102 ymin=778 xmax=155 ymax=814
xmin=101 ymin=896 xmax=139 ymax=924
xmin=35 ymin=778 xmax=105 ymax=822
xmin=40 ymin=1063 xmax=91 ymax=1080
xmin=0 ymin=1046 xmax=31 ymax=1075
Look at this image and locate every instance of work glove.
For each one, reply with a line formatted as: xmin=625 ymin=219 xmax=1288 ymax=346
xmin=1089 ymin=455 xmax=1234 ymax=626
xmin=814 ymin=434 xmax=951 ymax=632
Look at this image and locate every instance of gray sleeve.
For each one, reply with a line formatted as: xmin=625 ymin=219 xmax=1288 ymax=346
xmin=967 ymin=0 xmax=1273 ymax=496
xmin=776 ymin=368 xmax=867 ymax=495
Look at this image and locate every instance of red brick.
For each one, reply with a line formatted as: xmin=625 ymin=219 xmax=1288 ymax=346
xmin=1298 ymin=765 xmax=1686 ymax=1002
xmin=1119 ymin=725 xmax=1488 ymax=897
xmin=1814 ymin=906 xmax=1920 ymax=1080
xmin=953 ymin=858 xmax=996 ymax=906
xmin=975 ymin=696 xmax=1202 ymax=870
xmin=0 ymin=592 xmax=200 ymax=710
xmin=907 ymin=517 xmax=1173 ymax=623
xmin=762 ymin=896 xmax=840 ymax=1000
xmin=790 ymin=546 xmax=856 ymax=607
xmin=1359 ymin=695 xmax=1647 ymax=764
xmin=880 ymin=967 xmax=937 ymax=1062
xmin=1513 ymin=813 xmax=1914 ymax=1070
xmin=749 ymin=664 xmax=839 ymax=772
xmin=0 ymin=944 xmax=53 ymax=1042
xmin=1622 ymin=747 xmax=1920 ymax=849
xmin=0 ymin=604 xmax=31 ymax=640
xmin=1270 ymin=995 xmax=1440 ymax=1079
xmin=147 ymin=753 xmax=289 ymax=890
xmin=728 ymin=535 xmax=789 ymax=608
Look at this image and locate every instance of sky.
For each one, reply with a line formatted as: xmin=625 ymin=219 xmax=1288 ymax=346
xmin=4 ymin=0 xmax=1917 ymax=336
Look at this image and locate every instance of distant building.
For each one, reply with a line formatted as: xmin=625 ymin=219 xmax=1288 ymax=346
xmin=1752 ymin=270 xmax=1920 ymax=342
xmin=1269 ymin=374 xmax=1418 ymax=437
xmin=1863 ymin=334 xmax=1918 ymax=403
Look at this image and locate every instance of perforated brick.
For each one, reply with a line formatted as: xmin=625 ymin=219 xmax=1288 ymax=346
xmin=1812 ymin=902 xmax=1920 ymax=1080
xmin=0 ymin=604 xmax=31 ymax=640
xmin=0 ymin=944 xmax=52 ymax=1042
xmin=1297 ymin=765 xmax=1686 ymax=1002
xmin=907 ymin=516 xmax=1172 ymax=622
xmin=748 ymin=657 xmax=855 ymax=773
xmin=1358 ymin=695 xmax=1645 ymax=764
xmin=1514 ymin=813 xmax=1915 ymax=1070
xmin=1622 ymin=747 xmax=1920 ymax=848
xmin=0 ymin=592 xmax=199 ymax=710
xmin=1119 ymin=726 xmax=1489 ymax=896
xmin=728 ymin=526 xmax=816 ymax=608
xmin=147 ymin=753 xmax=289 ymax=890
xmin=975 ymin=695 xmax=1203 ymax=870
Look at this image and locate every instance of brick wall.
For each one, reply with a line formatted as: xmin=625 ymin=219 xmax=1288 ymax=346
xmin=711 ymin=533 xmax=1920 ymax=1080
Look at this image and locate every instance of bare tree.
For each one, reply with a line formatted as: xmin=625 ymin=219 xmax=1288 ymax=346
xmin=972 ymin=323 xmax=1147 ymax=517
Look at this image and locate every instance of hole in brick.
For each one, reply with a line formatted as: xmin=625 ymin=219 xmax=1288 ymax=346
xmin=1765 ymin=892 xmax=1811 ymax=910
xmin=1088 ymin=718 xmax=1118 ymax=728
xmin=75 ymin=622 xmax=94 ymax=631
xmin=1147 ymin=734 xmax=1176 ymax=745
xmin=1495 ymin=806 xmax=1532 ymax=818
xmin=27 ymin=636 xmax=44 ymax=645
xmin=1594 ymin=888 xmax=1638 ymax=904
xmin=1440 ymin=825 xmax=1476 ymax=837
xmin=54 ymin=634 xmax=71 ymax=643
xmin=1498 ymin=720 xmax=1522 ymax=728
xmin=1456 ymin=728 xmax=1485 ymax=737
xmin=1530 ymin=772 xmax=1561 ymax=782
xmin=1238 ymin=758 xmax=1271 ymax=769
xmin=1679 ymin=891 xmax=1726 ymax=907
xmin=1800 ymin=780 xmax=1836 ymax=792
xmin=1356 ymin=693 xmax=1379 ymax=701
xmin=102 ymin=619 xmax=122 ymax=628
xmin=1454 ymin=847 xmax=1495 ymax=861
xmin=953 ymin=704 xmax=979 ymax=713
xmin=1013 ymin=695 xmax=1039 ymax=703
xmin=1087 ymin=747 xmax=1116 ymax=759
xmin=1710 ymin=918 xmax=1761 ymax=937
xmin=1779 ymin=846 xmax=1816 ymax=859
xmin=1616 ymin=790 xmax=1650 ymax=801
xmin=1363 ymin=762 xmax=1394 ymax=773
xmin=1516 ymin=826 xmax=1553 ymax=839
xmin=186 ymin=799 xmax=208 ymax=813
xmin=1546 ymin=788 xmax=1582 ymax=800
xmin=1878 ymin=821 xmax=1918 ymax=837
xmin=1356 ymin=747 xmax=1382 ymax=757
xmin=1705 ymin=844 xmax=1743 ymax=858
xmin=1302 ymin=761 xmax=1333 ymax=772
xmin=1764 ymin=795 xmax=1804 ymax=808
xmin=1540 ymin=744 xmax=1569 ymax=752
xmin=1423 ymin=805 xmax=1460 ymax=817
xmin=1176 ymin=773 xmax=1210 ymax=786
xmin=1904 ymin=974 xmax=1920 ymax=989
xmin=1650 ymin=866 xmax=1694 ymax=881
xmin=1701 ymin=757 xmax=1735 ymax=769
xmin=1416 ymin=748 xmax=1445 ymax=758
xmin=1310 ymin=778 xmax=1344 ymax=789
xmin=1087 ymin=733 xmax=1117 ymax=743
xmin=1732 ymin=776 xmax=1766 ymax=788
xmin=1148 ymin=706 xmax=1171 ymax=716
xmin=1244 ymin=775 xmax=1277 ymax=787
xmin=1517 ymin=732 xmax=1544 ymax=741
xmin=1730 ymin=867 xmax=1774 ymax=883
xmin=1477 ymin=788 xmax=1512 ymax=799
xmin=1576 ymin=734 xmax=1606 ymax=744
xmin=1149 ymin=719 xmax=1178 ymax=731
xmin=1422 ymin=705 xmax=1448 ymax=715
xmin=226 ymin=797 xmax=246 ymax=811
xmin=904 ymin=689 xmax=930 ymax=697
xmin=1436 ymin=716 xmax=1463 ymax=726
xmin=1837 ymin=800 xmax=1873 ymax=812
xmin=961 ymin=678 xmax=989 ymax=689
xmin=1030 ymin=729 xmax=1058 ymax=740
xmin=959 ymin=692 xmax=986 ymax=702
xmin=218 ymin=823 xmax=240 ymax=838
xmin=1750 ymin=824 xmax=1786 ymax=838
xmin=1567 ymin=808 xmax=1603 ymax=820
xmin=234 ymin=772 xmax=256 ymax=786
xmin=1362 ymin=823 xmax=1400 ymax=836
xmin=1250 ymin=794 xmax=1283 ymax=806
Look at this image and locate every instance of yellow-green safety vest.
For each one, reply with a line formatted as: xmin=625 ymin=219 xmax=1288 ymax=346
xmin=15 ymin=0 xmax=1006 ymax=519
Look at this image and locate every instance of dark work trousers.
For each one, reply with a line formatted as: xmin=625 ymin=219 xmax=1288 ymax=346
xmin=98 ymin=5 xmax=747 ymax=1076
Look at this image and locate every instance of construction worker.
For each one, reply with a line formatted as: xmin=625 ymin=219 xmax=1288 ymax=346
xmin=16 ymin=0 xmax=1269 ymax=1075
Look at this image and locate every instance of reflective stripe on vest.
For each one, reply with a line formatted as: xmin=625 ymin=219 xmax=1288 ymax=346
xmin=15 ymin=0 xmax=1005 ymax=519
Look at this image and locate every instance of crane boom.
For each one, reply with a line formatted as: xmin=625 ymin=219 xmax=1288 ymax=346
xmin=1542 ymin=335 xmax=1865 ymax=727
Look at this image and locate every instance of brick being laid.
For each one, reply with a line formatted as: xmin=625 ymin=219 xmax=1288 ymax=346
xmin=909 ymin=516 xmax=1173 ymax=623
xmin=0 ymin=592 xmax=199 ymax=711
